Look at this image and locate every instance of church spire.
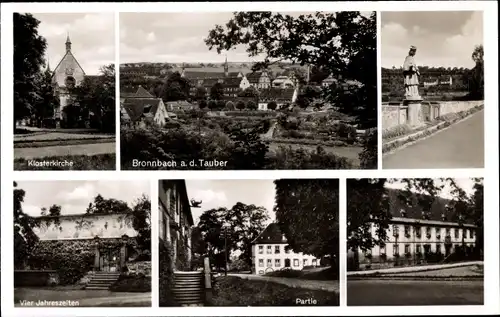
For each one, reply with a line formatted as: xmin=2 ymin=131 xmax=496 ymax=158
xmin=65 ymin=32 xmax=72 ymax=53
xmin=46 ymin=58 xmax=51 ymax=72
xmin=224 ymin=54 xmax=229 ymax=77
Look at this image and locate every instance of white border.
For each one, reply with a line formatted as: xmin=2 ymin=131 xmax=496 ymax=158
xmin=1 ymin=1 xmax=499 ymax=316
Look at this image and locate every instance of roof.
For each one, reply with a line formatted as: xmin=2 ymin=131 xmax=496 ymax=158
xmin=272 ymin=76 xmax=293 ymax=83
xmin=386 ymin=188 xmax=475 ymax=225
xmin=222 ymin=77 xmax=243 ymax=88
xmin=121 ymin=86 xmax=155 ymax=99
xmin=259 ymin=88 xmax=295 ymax=101
xmin=52 ymin=50 xmax=87 ymax=81
xmin=122 ymin=98 xmax=163 ymax=122
xmin=183 ymin=71 xmax=240 ymax=80
xmin=246 ymin=71 xmax=264 ymax=83
xmin=252 ymin=223 xmax=287 ymax=245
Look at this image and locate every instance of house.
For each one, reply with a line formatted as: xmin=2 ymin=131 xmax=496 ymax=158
xmin=347 ymin=188 xmax=478 ymax=270
xmin=33 ymin=212 xmax=146 ymax=274
xmin=121 ymin=98 xmax=169 ymax=128
xmin=257 ymin=88 xmax=296 ymax=110
xmin=251 ymin=223 xmax=319 ymax=275
xmin=158 ymin=180 xmax=194 ymax=269
xmin=247 ymin=71 xmax=271 ymax=90
xmin=271 ymin=75 xmax=295 ymax=89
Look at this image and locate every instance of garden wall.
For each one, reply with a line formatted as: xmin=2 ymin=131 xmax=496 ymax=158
xmin=382 ymin=100 xmax=484 ymax=130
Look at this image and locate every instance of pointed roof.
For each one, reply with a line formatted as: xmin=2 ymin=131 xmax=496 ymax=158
xmin=135 ymin=85 xmax=154 ymax=98
xmin=52 ymin=34 xmax=85 ymax=80
xmin=121 ymin=98 xmax=164 ymax=122
xmin=252 ymin=223 xmax=288 ymax=245
xmin=66 ymin=32 xmax=71 ymax=44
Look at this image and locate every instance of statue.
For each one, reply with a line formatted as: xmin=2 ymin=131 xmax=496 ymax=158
xmin=190 ymin=199 xmax=202 ymax=208
xmin=403 ymin=45 xmax=421 ymax=99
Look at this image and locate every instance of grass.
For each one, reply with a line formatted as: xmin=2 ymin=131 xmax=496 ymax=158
xmin=211 ymin=276 xmax=339 ymax=306
xmin=109 ymin=275 xmax=151 ymax=293
xmin=268 ymin=141 xmax=362 ymax=165
xmin=14 ymin=154 xmax=116 ymax=170
xmin=94 ymin=301 xmax=151 ymax=307
xmin=14 ymin=138 xmax=114 ymax=148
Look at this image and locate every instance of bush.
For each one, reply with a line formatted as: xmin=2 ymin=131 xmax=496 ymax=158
xmin=199 ymin=100 xmax=208 ymax=109
xmin=225 ymin=101 xmax=235 ymax=110
xmin=267 ymin=101 xmax=278 ymax=110
xmin=236 ymin=100 xmax=245 ymax=110
xmin=208 ymin=100 xmax=217 ymax=110
xmin=359 ymin=128 xmax=377 ymax=169
xmin=246 ymin=100 xmax=257 ymax=110
xmin=110 ymin=273 xmax=151 ymax=292
xmin=269 ymin=145 xmax=354 ymax=169
xmin=216 ymin=100 xmax=226 ymax=110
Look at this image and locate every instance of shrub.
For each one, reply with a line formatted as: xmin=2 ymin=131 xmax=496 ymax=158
xmin=216 ymin=100 xmax=226 ymax=110
xmin=199 ymin=100 xmax=208 ymax=109
xmin=267 ymin=101 xmax=278 ymax=110
xmin=208 ymin=100 xmax=217 ymax=110
xmin=110 ymin=273 xmax=151 ymax=292
xmin=246 ymin=100 xmax=257 ymax=110
xmin=236 ymin=100 xmax=245 ymax=110
xmin=359 ymin=128 xmax=377 ymax=169
xmin=269 ymin=145 xmax=354 ymax=169
xmin=225 ymin=101 xmax=235 ymax=110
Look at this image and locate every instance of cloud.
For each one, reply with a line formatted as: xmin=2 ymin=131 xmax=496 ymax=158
xmin=194 ymin=189 xmax=228 ymax=205
xmin=381 ymin=11 xmax=483 ymax=68
xmin=24 ymin=204 xmax=42 ymax=217
xmin=62 ymin=183 xmax=95 ymax=202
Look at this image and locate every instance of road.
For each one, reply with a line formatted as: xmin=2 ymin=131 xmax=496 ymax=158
xmin=14 ymin=142 xmax=115 ymax=159
xmin=347 ymin=279 xmax=483 ymax=306
xmin=228 ymin=273 xmax=339 ymax=293
xmin=383 ymin=110 xmax=484 ymax=169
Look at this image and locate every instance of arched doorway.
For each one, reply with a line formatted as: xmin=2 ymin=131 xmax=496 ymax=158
xmin=99 ymin=248 xmax=121 ymax=272
xmin=284 ymin=258 xmax=291 ymax=268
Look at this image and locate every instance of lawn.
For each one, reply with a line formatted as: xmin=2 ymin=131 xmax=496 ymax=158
xmin=211 ymin=276 xmax=339 ymax=306
xmin=265 ymin=267 xmax=339 ymax=281
xmin=14 ymin=138 xmax=115 ymax=149
xmin=14 ymin=287 xmax=111 ymax=302
xmin=14 ymin=154 xmax=116 ymax=170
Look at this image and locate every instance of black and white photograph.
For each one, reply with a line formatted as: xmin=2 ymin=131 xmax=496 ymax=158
xmin=13 ymin=13 xmax=116 ymax=170
xmin=381 ymin=11 xmax=484 ymax=169
xmin=346 ymin=177 xmax=484 ymax=306
xmin=119 ymin=11 xmax=377 ymax=170
xmin=13 ymin=180 xmax=151 ymax=307
xmin=158 ymin=179 xmax=339 ymax=306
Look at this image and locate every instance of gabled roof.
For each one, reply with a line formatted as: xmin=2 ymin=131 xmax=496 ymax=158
xmin=222 ymin=77 xmax=243 ymax=88
xmin=51 ymin=50 xmax=86 ymax=80
xmin=386 ymin=188 xmax=475 ymax=225
xmin=122 ymin=98 xmax=163 ymax=122
xmin=252 ymin=223 xmax=287 ymax=245
xmin=135 ymin=86 xmax=155 ymax=98
xmin=246 ymin=71 xmax=264 ymax=82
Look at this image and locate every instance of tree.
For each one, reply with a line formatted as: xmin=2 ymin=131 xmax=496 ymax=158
xmin=14 ymin=181 xmax=40 ymax=269
xmin=236 ymin=100 xmax=245 ymax=110
xmin=131 ymin=194 xmax=151 ymax=254
xmin=274 ymin=179 xmax=339 ymax=266
xmin=14 ymin=13 xmax=47 ymax=128
xmin=85 ymin=194 xmax=130 ymax=214
xmin=246 ymin=100 xmax=257 ymax=110
xmin=197 ymin=203 xmax=269 ymax=268
xmin=194 ymin=86 xmax=207 ymax=101
xmin=32 ymin=68 xmax=59 ymax=127
xmin=161 ymin=71 xmax=191 ymax=102
xmin=358 ymin=128 xmax=377 ymax=169
xmin=210 ymin=82 xmax=225 ymax=101
xmin=225 ymin=101 xmax=235 ymax=110
xmin=470 ymin=45 xmax=484 ymax=99
xmin=229 ymin=128 xmax=268 ymax=169
xmin=205 ymin=11 xmax=377 ymax=128
xmin=70 ymin=64 xmax=115 ymax=132
xmin=216 ymin=100 xmax=226 ymax=110
xmin=207 ymin=100 xmax=217 ymax=110
xmin=199 ymin=99 xmax=208 ymax=109
xmin=238 ymin=86 xmax=259 ymax=98
xmin=267 ymin=101 xmax=277 ymax=110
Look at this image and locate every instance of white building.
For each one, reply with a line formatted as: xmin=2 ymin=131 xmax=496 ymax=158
xmin=251 ymin=223 xmax=319 ymax=275
xmin=348 ymin=188 xmax=478 ymax=270
xmin=271 ymin=75 xmax=295 ymax=89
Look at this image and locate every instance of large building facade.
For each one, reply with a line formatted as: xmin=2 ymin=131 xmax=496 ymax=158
xmin=348 ymin=189 xmax=478 ymax=270
xmin=158 ymin=180 xmax=194 ymax=270
xmin=33 ymin=212 xmax=142 ymax=273
xmin=251 ymin=223 xmax=319 ymax=275
xmin=51 ymin=35 xmax=85 ymax=122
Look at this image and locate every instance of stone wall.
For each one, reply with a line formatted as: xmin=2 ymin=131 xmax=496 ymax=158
xmin=438 ymin=100 xmax=484 ymax=116
xmin=382 ymin=105 xmax=408 ymax=130
xmin=382 ymin=100 xmax=484 ymax=131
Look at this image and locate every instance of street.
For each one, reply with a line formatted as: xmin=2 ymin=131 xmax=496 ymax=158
xmin=383 ymin=110 xmax=484 ymax=169
xmin=347 ymin=279 xmax=483 ymax=306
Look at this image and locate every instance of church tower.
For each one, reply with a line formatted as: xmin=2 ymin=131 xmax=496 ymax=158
xmin=224 ymin=55 xmax=229 ymax=77
xmin=65 ymin=33 xmax=72 ymax=53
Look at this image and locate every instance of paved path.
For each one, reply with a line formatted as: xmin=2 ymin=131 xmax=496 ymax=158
xmin=392 ymin=265 xmax=483 ymax=277
xmin=383 ymin=110 xmax=484 ymax=169
xmin=261 ymin=122 xmax=277 ymax=140
xmin=227 ymin=273 xmax=339 ymax=293
xmin=347 ymin=279 xmax=483 ymax=305
xmin=14 ymin=142 xmax=115 ymax=159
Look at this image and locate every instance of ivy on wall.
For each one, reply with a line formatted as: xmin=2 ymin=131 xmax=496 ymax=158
xmin=159 ymin=239 xmax=178 ymax=307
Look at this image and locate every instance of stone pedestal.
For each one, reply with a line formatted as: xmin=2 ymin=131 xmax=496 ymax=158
xmin=403 ymin=96 xmax=423 ymax=126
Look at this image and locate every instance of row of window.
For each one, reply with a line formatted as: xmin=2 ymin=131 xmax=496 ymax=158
xmin=258 ymin=258 xmax=317 ymax=268
xmin=376 ymin=242 xmax=474 ymax=256
xmin=258 ymin=245 xmax=291 ymax=255
xmin=392 ymin=225 xmax=474 ymax=239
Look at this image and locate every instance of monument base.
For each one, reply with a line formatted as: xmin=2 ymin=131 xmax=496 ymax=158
xmin=403 ymin=97 xmax=424 ymax=127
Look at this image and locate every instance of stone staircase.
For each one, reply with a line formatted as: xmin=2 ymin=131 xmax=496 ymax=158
xmin=172 ymin=271 xmax=204 ymax=306
xmin=85 ymin=272 xmax=121 ymax=290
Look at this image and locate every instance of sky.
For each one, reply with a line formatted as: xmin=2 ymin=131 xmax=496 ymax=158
xmin=385 ymin=178 xmax=478 ymax=200
xmin=120 ymin=11 xmax=373 ymax=64
xmin=17 ymin=180 xmax=150 ymax=217
xmin=381 ymin=11 xmax=483 ymax=68
xmin=185 ymin=180 xmax=276 ymax=225
xmin=31 ymin=13 xmax=115 ymax=75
